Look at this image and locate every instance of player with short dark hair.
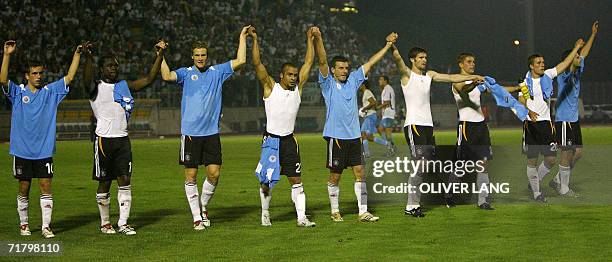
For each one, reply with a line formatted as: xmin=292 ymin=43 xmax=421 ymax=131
xmin=520 ymin=38 xmax=585 ymax=202
xmin=359 ymin=80 xmax=392 ymax=157
xmin=375 ymin=75 xmax=397 ymax=154
xmin=314 ymin=27 xmax=398 ymax=222
xmin=551 ymin=21 xmax=598 ymax=197
xmin=160 ymin=25 xmax=251 ymax=230
xmin=450 ymin=53 xmax=532 ymax=210
xmin=391 ymin=45 xmax=484 ymax=217
xmin=250 ymin=26 xmax=316 ymax=227
xmin=1 ymin=40 xmax=85 ymax=238
xmin=82 ymin=40 xmax=166 ymax=235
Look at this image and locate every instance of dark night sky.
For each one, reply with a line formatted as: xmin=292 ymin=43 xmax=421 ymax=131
xmin=343 ymin=0 xmax=610 ymax=81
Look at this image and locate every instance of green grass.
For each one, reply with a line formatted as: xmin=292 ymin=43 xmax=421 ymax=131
xmin=1 ymin=126 xmax=612 ymax=261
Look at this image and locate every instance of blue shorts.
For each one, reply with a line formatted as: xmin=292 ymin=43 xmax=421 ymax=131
xmin=380 ymin=118 xmax=395 ymax=128
xmin=361 ymin=114 xmax=378 ymax=134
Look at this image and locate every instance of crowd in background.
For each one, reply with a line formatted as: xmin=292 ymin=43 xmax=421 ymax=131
xmin=1 ymin=0 xmax=395 ymax=107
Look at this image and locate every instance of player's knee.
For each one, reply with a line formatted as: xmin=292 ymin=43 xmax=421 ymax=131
xmin=117 ymin=175 xmax=131 ymax=187
xmin=18 ymin=180 xmax=31 ymax=195
xmin=207 ymin=168 xmax=220 ymax=180
xmin=328 ymin=173 xmax=341 ymax=185
xmin=39 ymin=179 xmax=52 ymax=194
xmin=288 ymin=176 xmax=302 ymax=185
xmin=544 ymin=157 xmax=556 ymax=168
xmin=352 ymin=165 xmax=365 ymax=180
xmin=526 ymin=158 xmax=538 ymax=168
xmin=184 ymin=168 xmax=198 ymax=182
xmin=573 ymin=149 xmax=583 ymax=161
xmin=97 ymin=180 xmax=112 ymax=193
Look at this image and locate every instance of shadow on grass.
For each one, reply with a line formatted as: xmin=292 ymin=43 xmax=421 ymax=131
xmin=53 ymin=211 xmax=100 ymax=234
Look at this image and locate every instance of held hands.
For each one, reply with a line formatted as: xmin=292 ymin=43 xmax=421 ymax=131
xmin=574 ymin=38 xmax=585 ymax=49
xmin=241 ymin=25 xmax=253 ymax=38
xmin=155 ymin=39 xmax=168 ymax=55
xmin=248 ymin=26 xmax=257 ymax=38
xmin=386 ymin=32 xmax=398 ymax=45
xmin=76 ymin=41 xmax=92 ymax=54
xmin=311 ymin=27 xmax=321 ymax=38
xmin=4 ymin=40 xmax=16 ymax=55
xmin=307 ymin=27 xmax=314 ymax=40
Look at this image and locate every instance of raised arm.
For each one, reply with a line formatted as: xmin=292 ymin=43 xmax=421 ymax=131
xmin=580 ymin=21 xmax=598 ymax=58
xmin=64 ymin=42 xmax=89 ymax=86
xmin=312 ymin=27 xmax=328 ymax=77
xmin=230 ymin=25 xmax=251 ymax=70
xmin=127 ymin=40 xmax=167 ymax=91
xmin=298 ymin=27 xmax=315 ymax=94
xmin=0 ymin=40 xmax=16 ymax=86
xmin=391 ymin=45 xmax=410 ymax=85
xmin=249 ymin=27 xmax=274 ymax=98
xmin=429 ymin=71 xmax=484 ymax=84
xmin=81 ymin=43 xmax=95 ymax=90
xmin=160 ymin=55 xmax=177 ymax=82
xmin=555 ymin=38 xmax=585 ymax=73
xmin=362 ymin=32 xmax=397 ymax=76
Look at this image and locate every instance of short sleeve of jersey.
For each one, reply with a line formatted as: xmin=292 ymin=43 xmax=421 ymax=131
xmin=215 ymin=61 xmax=234 ymax=82
xmin=2 ymin=80 xmax=19 ymax=103
xmin=318 ymin=69 xmax=331 ymax=89
xmin=175 ymin=67 xmax=189 ymax=86
xmin=48 ymin=77 xmax=69 ymax=101
xmin=544 ymin=68 xmax=558 ymax=79
xmin=364 ymin=90 xmax=375 ymax=102
xmin=382 ymin=87 xmax=391 ymax=101
xmin=348 ymin=66 xmax=368 ymax=89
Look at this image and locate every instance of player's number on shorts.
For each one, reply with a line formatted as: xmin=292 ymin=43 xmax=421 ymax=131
xmin=128 ymin=162 xmax=132 ymax=173
xmin=295 ymin=163 xmax=301 ymax=173
xmin=45 ymin=163 xmax=54 ymax=175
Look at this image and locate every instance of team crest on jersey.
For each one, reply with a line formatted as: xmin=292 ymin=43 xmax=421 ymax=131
xmin=336 ymin=83 xmax=342 ymax=90
xmin=191 ymin=75 xmax=199 ymax=81
xmin=269 ymin=155 xmax=277 ymax=163
xmin=22 ymin=96 xmax=30 ymax=104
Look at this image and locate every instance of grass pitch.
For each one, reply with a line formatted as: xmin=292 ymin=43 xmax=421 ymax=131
xmin=1 ymin=126 xmax=611 ymax=261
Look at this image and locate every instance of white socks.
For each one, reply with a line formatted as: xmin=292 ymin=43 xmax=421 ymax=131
xmin=558 ymin=165 xmax=571 ymax=194
xmin=291 ymin=183 xmax=306 ymax=221
xmin=476 ymin=172 xmax=490 ymax=206
xmin=406 ymin=172 xmax=423 ymax=210
xmin=537 ymin=161 xmax=551 ymax=181
xmin=117 ymin=185 xmax=132 ymax=226
xmin=40 ymin=194 xmax=53 ymax=229
xmin=200 ymin=179 xmax=216 ymax=211
xmin=327 ymin=183 xmax=340 ymax=214
xmin=96 ymin=192 xmax=111 ymax=226
xmin=354 ymin=181 xmax=368 ymax=215
xmin=259 ymin=187 xmax=271 ymax=212
xmin=527 ymin=166 xmax=540 ymax=198
xmin=17 ymin=195 xmax=29 ymax=226
xmin=184 ymin=181 xmax=201 ymax=222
